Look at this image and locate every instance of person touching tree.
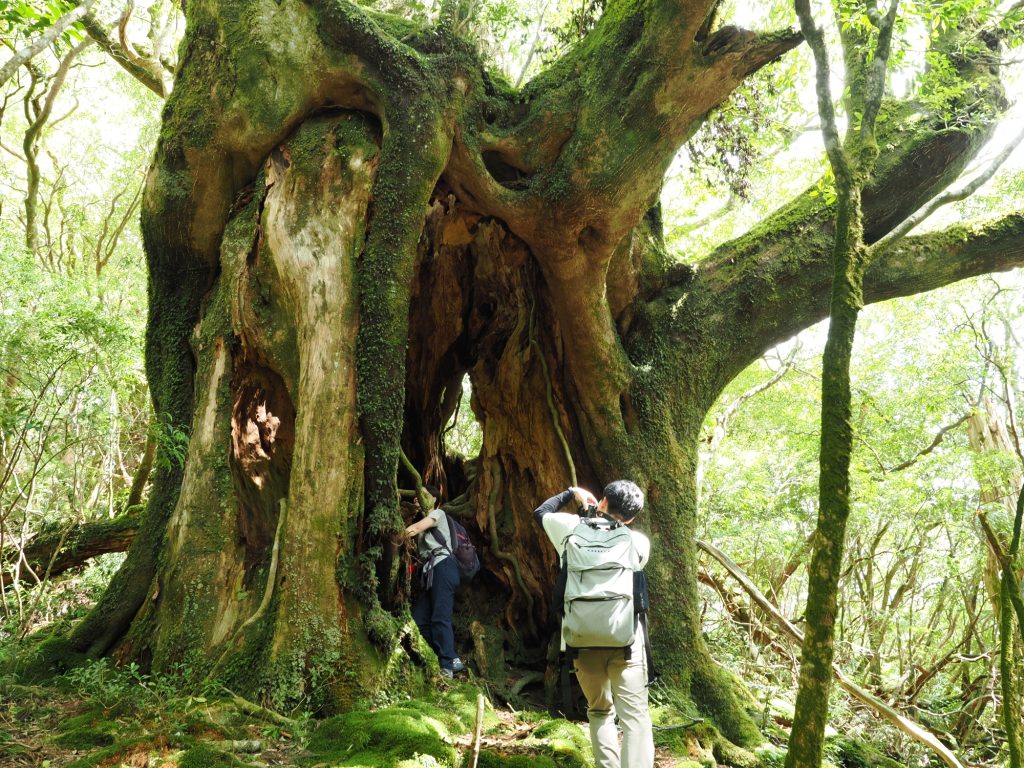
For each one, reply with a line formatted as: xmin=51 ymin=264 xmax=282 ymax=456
xmin=406 ymin=485 xmax=467 ymax=679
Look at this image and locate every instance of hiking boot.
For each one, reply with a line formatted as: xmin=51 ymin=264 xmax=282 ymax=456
xmin=450 ymin=658 xmax=466 ymax=674
xmin=439 ymin=667 xmax=454 ymax=680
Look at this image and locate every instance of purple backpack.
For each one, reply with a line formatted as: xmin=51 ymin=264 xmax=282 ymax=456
xmin=428 ymin=512 xmax=480 ymax=580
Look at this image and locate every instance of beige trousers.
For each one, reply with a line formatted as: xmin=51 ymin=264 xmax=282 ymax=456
xmin=573 ymin=631 xmax=654 ymax=768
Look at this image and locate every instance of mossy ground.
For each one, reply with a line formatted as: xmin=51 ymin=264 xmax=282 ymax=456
xmin=0 ymin=660 xmax=783 ymax=768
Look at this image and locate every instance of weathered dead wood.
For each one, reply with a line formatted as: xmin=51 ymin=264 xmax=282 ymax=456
xmin=697 ymin=539 xmax=965 ymax=768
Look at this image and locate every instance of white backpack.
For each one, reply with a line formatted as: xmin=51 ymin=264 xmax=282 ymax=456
xmin=561 ymin=518 xmax=640 ymax=650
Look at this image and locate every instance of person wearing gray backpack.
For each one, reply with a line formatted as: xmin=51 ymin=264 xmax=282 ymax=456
xmin=534 ymin=480 xmax=654 ymax=768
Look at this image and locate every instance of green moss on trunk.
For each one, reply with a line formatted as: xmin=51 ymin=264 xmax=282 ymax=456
xmin=785 ymin=187 xmax=867 ymax=768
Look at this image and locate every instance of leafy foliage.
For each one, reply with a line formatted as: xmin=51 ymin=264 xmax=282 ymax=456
xmin=0 ymin=0 xmax=85 ymax=48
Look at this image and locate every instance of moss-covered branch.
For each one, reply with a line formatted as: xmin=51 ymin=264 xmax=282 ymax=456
xmin=682 ymin=19 xmax=1007 ymax=396
xmin=686 ymin=143 xmax=1013 ymax=397
xmin=1 ymin=514 xmax=139 ymax=590
xmin=706 ymin=207 xmax=1022 ymax=399
xmin=462 ymin=0 xmax=801 ymax=257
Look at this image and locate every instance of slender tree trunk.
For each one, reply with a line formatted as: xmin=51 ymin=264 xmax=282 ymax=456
xmin=786 ymin=0 xmax=900 ymax=762
xmin=786 ymin=188 xmax=867 ymax=768
xmin=999 ymin=575 xmax=1022 ymax=768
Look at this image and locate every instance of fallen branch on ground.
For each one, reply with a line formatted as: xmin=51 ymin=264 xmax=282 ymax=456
xmin=697 ymin=539 xmax=965 ymax=768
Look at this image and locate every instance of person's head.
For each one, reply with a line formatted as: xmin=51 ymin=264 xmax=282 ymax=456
xmin=599 ymin=480 xmax=644 ymax=523
xmin=422 ymin=484 xmax=441 ymax=509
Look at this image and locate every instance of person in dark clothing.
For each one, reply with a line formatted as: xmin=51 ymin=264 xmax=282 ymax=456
xmin=407 ymin=485 xmax=466 ymax=679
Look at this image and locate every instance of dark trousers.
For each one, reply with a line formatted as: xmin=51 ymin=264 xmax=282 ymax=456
xmin=411 ymin=555 xmax=459 ymax=670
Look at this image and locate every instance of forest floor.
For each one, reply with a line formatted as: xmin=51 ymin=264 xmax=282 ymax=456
xmin=0 ymin=668 xmax=722 ymax=768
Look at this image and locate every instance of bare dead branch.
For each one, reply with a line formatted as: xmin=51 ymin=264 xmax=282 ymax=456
xmin=698 ymin=538 xmax=967 ymax=768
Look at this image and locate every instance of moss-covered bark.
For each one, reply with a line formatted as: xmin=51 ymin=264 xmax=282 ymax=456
xmin=66 ymin=0 xmax=1024 ymax=739
xmin=999 ymin=575 xmax=1022 ymax=768
xmin=785 ymin=188 xmax=867 ymax=768
xmin=784 ymin=3 xmax=897 ymax=765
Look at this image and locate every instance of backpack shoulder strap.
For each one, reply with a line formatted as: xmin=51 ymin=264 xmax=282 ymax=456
xmin=639 ymin=611 xmax=659 ymax=685
xmin=426 ymin=512 xmax=454 ymax=555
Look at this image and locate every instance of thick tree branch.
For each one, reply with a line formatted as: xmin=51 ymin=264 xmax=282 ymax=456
xmin=679 ymin=15 xmax=1009 ymax=405
xmin=1 ymin=514 xmax=139 ymax=589
xmin=872 ymin=121 xmax=1024 ymax=253
xmin=76 ymin=4 xmax=167 ymax=97
xmin=862 ymin=214 xmax=1024 ymax=305
xmin=694 ymin=211 xmax=1023 ymax=394
xmin=455 ymin=6 xmax=801 ymax=256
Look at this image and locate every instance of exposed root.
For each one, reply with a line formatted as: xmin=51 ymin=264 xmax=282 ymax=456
xmin=486 ymin=462 xmax=536 ymax=636
xmin=528 ymin=286 xmax=576 ymax=486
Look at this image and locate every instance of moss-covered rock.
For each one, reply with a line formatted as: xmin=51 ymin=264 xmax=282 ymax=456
xmin=307 ymin=701 xmax=461 ymax=767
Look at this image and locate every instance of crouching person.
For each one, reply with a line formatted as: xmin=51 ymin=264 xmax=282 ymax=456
xmin=534 ymin=481 xmax=654 ymax=768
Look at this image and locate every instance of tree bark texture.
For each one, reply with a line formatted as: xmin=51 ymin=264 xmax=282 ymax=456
xmin=783 ymin=0 xmax=906 ymax=762
xmin=65 ymin=0 xmax=1024 ymax=737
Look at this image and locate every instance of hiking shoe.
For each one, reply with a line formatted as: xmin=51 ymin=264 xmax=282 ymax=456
xmin=451 ymin=658 xmax=466 ymax=674
xmin=439 ymin=667 xmax=454 ymax=679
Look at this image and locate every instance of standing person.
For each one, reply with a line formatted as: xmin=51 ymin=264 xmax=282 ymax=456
xmin=407 ymin=485 xmax=466 ymax=679
xmin=534 ymin=481 xmax=654 ymax=768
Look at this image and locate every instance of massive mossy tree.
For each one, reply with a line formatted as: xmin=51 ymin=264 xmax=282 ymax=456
xmin=60 ymin=0 xmax=1024 ymax=744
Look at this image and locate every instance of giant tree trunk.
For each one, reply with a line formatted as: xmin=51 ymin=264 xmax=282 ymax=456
xmin=113 ymin=116 xmax=381 ymax=709
xmin=64 ymin=0 xmax=1024 ymax=741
